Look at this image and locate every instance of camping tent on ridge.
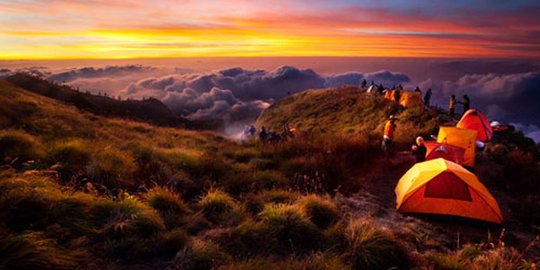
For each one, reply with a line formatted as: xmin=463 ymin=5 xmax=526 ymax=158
xmin=395 ymin=158 xmax=503 ymax=224
xmin=399 ymin=91 xmax=423 ymax=108
xmin=457 ymin=109 xmax=493 ymax=142
xmin=437 ymin=126 xmax=478 ymax=167
xmin=424 ymin=141 xmax=466 ymax=164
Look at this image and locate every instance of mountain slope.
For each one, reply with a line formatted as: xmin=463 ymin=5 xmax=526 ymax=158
xmin=1 ymin=79 xmax=539 ymax=269
xmin=5 ymin=73 xmax=190 ymax=127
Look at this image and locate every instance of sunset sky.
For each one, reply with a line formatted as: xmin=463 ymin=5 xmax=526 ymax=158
xmin=1 ymin=0 xmax=540 ymax=59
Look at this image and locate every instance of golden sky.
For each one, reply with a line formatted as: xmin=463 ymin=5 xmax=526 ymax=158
xmin=1 ymin=0 xmax=539 ymax=59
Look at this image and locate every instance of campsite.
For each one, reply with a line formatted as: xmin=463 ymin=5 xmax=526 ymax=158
xmin=1 ymin=1 xmax=540 ymax=269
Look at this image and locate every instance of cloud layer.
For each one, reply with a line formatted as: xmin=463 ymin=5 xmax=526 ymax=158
xmin=123 ymin=66 xmax=412 ymax=122
xmin=3 ymin=63 xmax=539 ymax=141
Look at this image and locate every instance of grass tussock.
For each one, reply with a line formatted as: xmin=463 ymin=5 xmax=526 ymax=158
xmin=171 ymin=239 xmax=231 ymax=270
xmin=144 ymin=186 xmax=189 ymax=228
xmin=299 ymin=195 xmax=340 ymax=229
xmin=257 ymin=203 xmax=322 ymax=254
xmin=420 ymin=243 xmax=539 ymax=270
xmin=0 ymin=232 xmax=80 ymax=270
xmin=86 ymin=147 xmax=137 ymax=188
xmin=344 ymin=220 xmax=410 ymax=270
xmin=0 ymin=129 xmax=45 ymax=167
xmin=48 ymin=139 xmax=92 ymax=182
xmin=198 ymin=189 xmax=243 ymax=225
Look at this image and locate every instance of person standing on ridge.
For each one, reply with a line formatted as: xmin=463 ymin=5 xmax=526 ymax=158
xmin=394 ymin=87 xmax=401 ymax=103
xmin=259 ymin=126 xmax=268 ymax=141
xmin=449 ymin=95 xmax=456 ymax=117
xmin=377 ymin=84 xmax=385 ymax=95
xmin=249 ymin=125 xmax=257 ymax=136
xmin=461 ymin=95 xmax=470 ymax=114
xmin=361 ymin=79 xmax=367 ymax=88
xmin=414 ymin=86 xmax=421 ymax=94
xmin=381 ymin=115 xmax=397 ymax=152
xmin=424 ymin=88 xmax=432 ymax=107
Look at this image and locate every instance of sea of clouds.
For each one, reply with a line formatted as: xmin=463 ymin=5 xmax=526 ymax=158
xmin=1 ymin=64 xmax=539 ymax=141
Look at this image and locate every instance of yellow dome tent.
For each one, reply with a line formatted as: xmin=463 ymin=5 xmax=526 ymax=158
xmin=437 ymin=126 xmax=478 ymax=167
xmin=399 ymin=91 xmax=423 ymax=108
xmin=395 ymin=158 xmax=503 ymax=224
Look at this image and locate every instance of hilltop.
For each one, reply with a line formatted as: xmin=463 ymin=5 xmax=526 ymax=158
xmin=256 ymin=86 xmax=438 ymax=145
xmin=0 ymin=78 xmax=539 ymax=269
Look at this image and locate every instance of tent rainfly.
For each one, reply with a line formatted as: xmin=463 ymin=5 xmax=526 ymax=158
xmin=395 ymin=158 xmax=503 ymax=224
xmin=457 ymin=109 xmax=493 ymax=142
xmin=437 ymin=127 xmax=478 ymax=167
xmin=424 ymin=141 xmax=466 ymax=164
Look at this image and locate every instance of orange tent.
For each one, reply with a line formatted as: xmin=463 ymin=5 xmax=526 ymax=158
xmin=437 ymin=127 xmax=478 ymax=167
xmin=399 ymin=91 xmax=423 ymax=108
xmin=395 ymin=158 xmax=503 ymax=224
xmin=424 ymin=141 xmax=466 ymax=164
xmin=384 ymin=89 xmax=393 ymax=100
xmin=457 ymin=109 xmax=493 ymax=142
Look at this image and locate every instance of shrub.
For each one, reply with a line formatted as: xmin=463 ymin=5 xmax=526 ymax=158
xmin=0 ymin=130 xmax=44 ymax=166
xmin=171 ymin=239 xmax=231 ymax=270
xmin=144 ymin=186 xmax=189 ymax=228
xmin=344 ymin=220 xmax=410 ymax=270
xmin=198 ymin=189 xmax=242 ymax=225
xmin=0 ymin=232 xmax=79 ymax=270
xmin=48 ymin=139 xmax=92 ymax=182
xmin=257 ymin=203 xmax=321 ymax=254
xmin=299 ymin=195 xmax=340 ymax=229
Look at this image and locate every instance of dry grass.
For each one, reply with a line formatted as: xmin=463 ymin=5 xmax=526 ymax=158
xmin=1 ymin=78 xmax=539 ymax=269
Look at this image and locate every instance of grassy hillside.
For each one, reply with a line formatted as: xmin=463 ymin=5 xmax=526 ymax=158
xmin=5 ymin=73 xmax=190 ymax=127
xmin=256 ymin=86 xmax=438 ymax=145
xmin=1 ymin=79 xmax=539 ymax=269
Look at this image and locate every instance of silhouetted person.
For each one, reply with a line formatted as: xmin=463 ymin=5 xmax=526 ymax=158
xmin=424 ymin=88 xmax=432 ymax=107
xmin=249 ymin=125 xmax=257 ymax=136
xmin=361 ymin=79 xmax=367 ymax=88
xmin=377 ymin=84 xmax=384 ymax=95
xmin=394 ymin=87 xmax=401 ymax=103
xmin=259 ymin=126 xmax=268 ymax=141
xmin=462 ymin=95 xmax=470 ymax=114
xmin=449 ymin=95 xmax=456 ymax=117
xmin=414 ymin=86 xmax=421 ymax=94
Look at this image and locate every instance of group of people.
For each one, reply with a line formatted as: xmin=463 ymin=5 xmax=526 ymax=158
xmin=258 ymin=124 xmax=297 ymax=142
xmin=448 ymin=95 xmax=470 ymax=117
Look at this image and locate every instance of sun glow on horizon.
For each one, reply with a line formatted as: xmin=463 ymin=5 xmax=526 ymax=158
xmin=1 ymin=0 xmax=539 ymax=60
